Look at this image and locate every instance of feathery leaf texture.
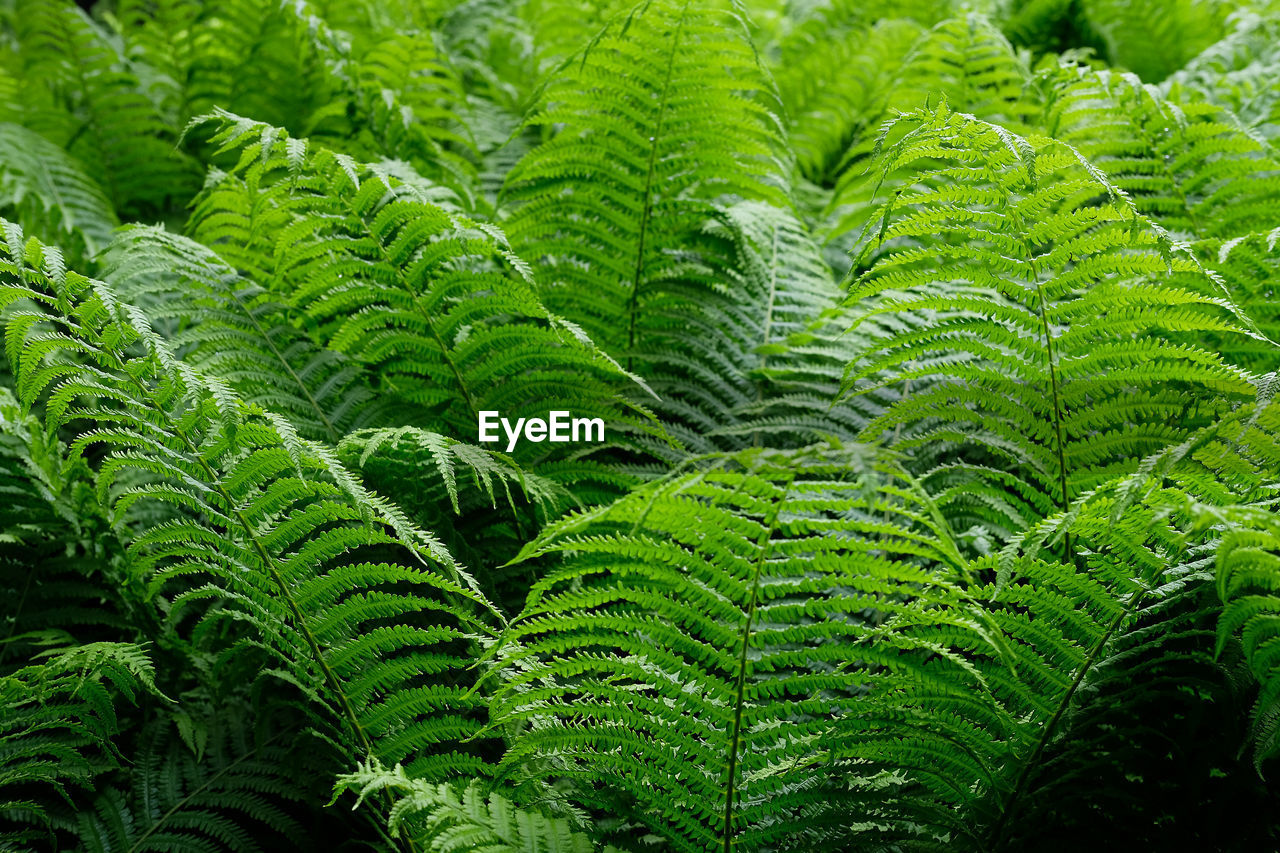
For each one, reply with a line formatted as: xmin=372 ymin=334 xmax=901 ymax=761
xmin=337 ymin=758 xmax=616 ymax=851
xmin=0 ymin=223 xmax=499 ymax=781
xmin=187 ymin=111 xmax=659 ymax=477
xmin=491 ymin=443 xmax=989 ymax=852
xmin=1 ymin=1 xmax=1279 ymax=849
xmin=844 ymin=104 xmax=1263 ymax=542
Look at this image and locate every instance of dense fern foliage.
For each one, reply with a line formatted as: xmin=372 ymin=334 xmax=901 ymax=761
xmin=1 ymin=0 xmax=1278 ymax=850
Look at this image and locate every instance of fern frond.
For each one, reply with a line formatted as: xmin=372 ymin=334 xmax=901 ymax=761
xmin=491 ymin=442 xmax=989 ymax=852
xmin=1040 ymin=61 xmax=1280 ymax=239
xmin=1196 ymin=228 xmax=1280 ymax=371
xmin=338 ymin=426 xmax=572 ymax=607
xmin=501 ymin=0 xmax=790 ymax=361
xmin=770 ymin=17 xmax=924 ymax=184
xmin=310 ymin=27 xmax=480 ymax=208
xmin=180 ymin=0 xmax=338 ymax=134
xmin=0 ymin=386 xmax=143 ymax=667
xmin=0 ymin=223 xmax=501 ymax=785
xmin=0 ymin=123 xmax=117 ymax=262
xmin=77 ymin=711 xmax=313 ymax=853
xmin=822 ymin=14 xmax=1037 ymax=252
xmin=710 ymin=201 xmax=870 ymax=446
xmin=1212 ymin=502 xmax=1280 ymax=769
xmin=1 ymin=641 xmax=158 ymax=848
xmin=336 ymin=758 xmax=614 ymax=851
xmin=956 ymin=483 xmax=1235 ymax=850
xmin=188 ymin=112 xmax=660 ymax=486
xmin=844 ymin=104 xmax=1262 ymax=545
xmin=1165 ymin=10 xmax=1280 ymax=141
xmin=102 ymin=225 xmax=393 ymax=443
xmin=13 ymin=1 xmax=196 ymax=217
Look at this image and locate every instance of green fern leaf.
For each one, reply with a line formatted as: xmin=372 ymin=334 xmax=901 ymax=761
xmin=336 ymin=758 xmax=616 ymax=852
xmin=0 ymin=123 xmax=117 ymax=261
xmin=843 ymin=105 xmax=1262 ymax=546
xmin=0 ymin=222 xmax=501 ymax=786
xmin=187 ymin=112 xmax=661 ymax=488
xmin=491 ymin=443 xmax=990 ymax=852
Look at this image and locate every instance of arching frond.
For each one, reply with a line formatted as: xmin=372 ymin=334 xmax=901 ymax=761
xmin=102 ymin=225 xmax=393 ymax=443
xmin=770 ymin=17 xmax=923 ymax=184
xmin=12 ymin=1 xmax=196 ymax=217
xmin=500 ymin=0 xmax=790 ymax=362
xmin=1211 ymin=501 xmax=1280 ymax=769
xmin=188 ymin=112 xmax=660 ymax=486
xmin=0 ymin=123 xmax=117 ymax=262
xmin=0 ymin=387 xmax=141 ymax=667
xmin=294 ymin=14 xmax=481 ymax=208
xmin=1196 ymin=228 xmax=1280 ymax=371
xmin=1164 ymin=10 xmax=1280 ymax=141
xmin=822 ymin=14 xmax=1037 ymax=252
xmin=337 ymin=758 xmax=615 ymax=851
xmin=77 ymin=712 xmax=313 ymax=853
xmin=1 ymin=642 xmax=159 ymax=849
xmin=338 ymin=426 xmax=572 ymax=608
xmin=491 ymin=443 xmax=987 ymax=853
xmin=0 ymin=223 xmax=500 ymax=785
xmin=711 ymin=201 xmax=869 ymax=446
xmin=1040 ymin=61 xmax=1280 ymax=239
xmin=843 ymin=104 xmax=1262 ymax=544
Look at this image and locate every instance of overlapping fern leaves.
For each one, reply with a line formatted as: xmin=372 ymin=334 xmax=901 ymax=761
xmin=490 ymin=443 xmax=989 ymax=852
xmin=844 ymin=104 xmax=1261 ymax=541
xmin=0 ymin=225 xmax=500 ymax=785
xmin=499 ymin=0 xmax=793 ymax=455
xmin=187 ymin=112 xmax=658 ymax=482
xmin=2 ymin=0 xmax=1280 ymax=850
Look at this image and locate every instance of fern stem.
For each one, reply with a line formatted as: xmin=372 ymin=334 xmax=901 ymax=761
xmin=226 ymin=287 xmax=342 ymax=443
xmin=721 ymin=468 xmax=797 ymax=853
xmin=126 ymin=732 xmax=284 ymax=853
xmin=1032 ymin=272 xmax=1073 ymax=560
xmin=625 ymin=1 xmax=688 ymax=370
xmin=986 ymin=603 xmax=1131 ymax=847
xmin=100 ymin=341 xmax=416 ymax=853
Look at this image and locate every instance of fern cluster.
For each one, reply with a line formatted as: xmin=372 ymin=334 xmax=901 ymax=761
xmin=1 ymin=0 xmax=1278 ymax=851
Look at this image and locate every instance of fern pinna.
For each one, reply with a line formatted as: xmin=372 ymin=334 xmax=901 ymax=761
xmin=2 ymin=0 xmax=1280 ymax=851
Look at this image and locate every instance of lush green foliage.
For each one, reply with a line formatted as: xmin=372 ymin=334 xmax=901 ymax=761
xmin=1 ymin=0 xmax=1278 ymax=850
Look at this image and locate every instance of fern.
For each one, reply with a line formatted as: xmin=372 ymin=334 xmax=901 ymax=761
xmin=500 ymin=0 xmax=789 ymax=366
xmin=11 ymin=1 xmax=197 ymax=217
xmin=1 ymin=641 xmax=159 ymax=848
xmin=4 ymin=1 xmax=1280 ymax=849
xmin=1210 ymin=502 xmax=1280 ymax=768
xmin=769 ymin=17 xmax=924 ymax=185
xmin=843 ymin=104 xmax=1262 ymax=543
xmin=316 ymin=27 xmax=480 ymax=208
xmin=821 ymin=14 xmax=1037 ymax=254
xmin=1039 ymin=60 xmax=1280 ymax=239
xmin=77 ymin=712 xmax=314 ymax=853
xmin=1165 ymin=10 xmax=1280 ymax=141
xmin=1081 ymin=0 xmax=1231 ymax=82
xmin=490 ymin=442 xmax=990 ymax=852
xmin=0 ymin=223 xmax=500 ymax=787
xmin=337 ymin=426 xmax=571 ymax=607
xmin=337 ymin=758 xmax=615 ymax=851
xmin=709 ymin=201 xmax=869 ymax=446
xmin=0 ymin=123 xmax=117 ymax=262
xmin=187 ymin=112 xmax=660 ymax=485
xmin=0 ymin=385 xmax=145 ymax=668
xmin=101 ymin=225 xmax=393 ymax=443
